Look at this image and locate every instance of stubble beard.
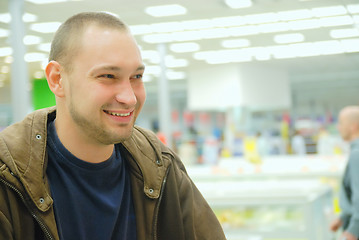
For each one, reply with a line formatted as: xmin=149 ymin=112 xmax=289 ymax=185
xmin=69 ymin=101 xmax=135 ymax=145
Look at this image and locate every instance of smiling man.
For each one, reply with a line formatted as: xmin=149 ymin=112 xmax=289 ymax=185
xmin=0 ymin=12 xmax=226 ymax=240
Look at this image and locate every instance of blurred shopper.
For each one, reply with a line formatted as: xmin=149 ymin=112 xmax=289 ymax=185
xmin=330 ymin=106 xmax=359 ymax=240
xmin=0 ymin=12 xmax=225 ymax=240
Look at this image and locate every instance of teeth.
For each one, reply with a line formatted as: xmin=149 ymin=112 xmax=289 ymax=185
xmin=106 ymin=111 xmax=131 ymax=117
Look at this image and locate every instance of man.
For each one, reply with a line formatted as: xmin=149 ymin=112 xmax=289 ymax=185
xmin=330 ymin=106 xmax=359 ymax=240
xmin=0 ymin=12 xmax=226 ymax=240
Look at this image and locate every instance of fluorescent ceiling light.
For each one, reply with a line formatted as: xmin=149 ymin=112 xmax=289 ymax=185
xmin=270 ymin=45 xmax=296 ymax=59
xmin=212 ymin=16 xmax=246 ymax=27
xmin=194 ymin=49 xmax=252 ymax=64
xmin=170 ymin=42 xmax=200 ymax=53
xmin=221 ymin=39 xmax=250 ymax=48
xmin=0 ymin=29 xmax=9 ymax=38
xmin=23 ymin=13 xmax=38 ymax=22
xmin=129 ymin=25 xmax=153 ymax=35
xmin=228 ymin=26 xmax=259 ymax=36
xmin=151 ymin=22 xmax=183 ymax=33
xmin=278 ymin=9 xmax=313 ymax=21
xmin=37 ymin=43 xmax=51 ymax=52
xmin=206 ymin=50 xmax=252 ymax=64
xmin=252 ymin=47 xmax=271 ymax=61
xmin=193 ymin=38 xmax=359 ymax=65
xmin=245 ymin=12 xmax=279 ymax=24
xmin=0 ymin=47 xmax=12 ymax=57
xmin=141 ymin=50 xmax=160 ymax=64
xmin=145 ymin=4 xmax=187 ymax=17
xmin=314 ymin=40 xmax=344 ymax=55
xmin=0 ymin=14 xmax=10 ymax=23
xmin=289 ymin=19 xmax=320 ymax=30
xmin=144 ymin=65 xmax=161 ymax=75
xmin=311 ymin=5 xmax=347 ymax=17
xmin=171 ymin=31 xmax=202 ymax=42
xmin=354 ymin=15 xmax=359 ymax=24
xmin=199 ymin=28 xmax=230 ymax=39
xmin=258 ymin=22 xmax=289 ymax=33
xmin=289 ymin=42 xmax=319 ymax=57
xmin=23 ymin=35 xmax=42 ymax=45
xmin=165 ymin=56 xmax=188 ymax=68
xmin=26 ymin=0 xmax=68 ymax=4
xmin=274 ymin=33 xmax=305 ymax=44
xmin=341 ymin=38 xmax=359 ymax=52
xmin=330 ymin=28 xmax=359 ymax=38
xmin=347 ymin=4 xmax=359 ymax=14
xmin=181 ymin=19 xmax=213 ymax=30
xmin=30 ymin=22 xmax=62 ymax=33
xmin=193 ymin=51 xmax=212 ymax=60
xmin=0 ymin=13 xmax=37 ymax=23
xmin=142 ymin=75 xmax=153 ymax=82
xmin=142 ymin=33 xmax=173 ymax=44
xmin=319 ymin=16 xmax=353 ymax=27
xmin=166 ymin=71 xmax=186 ymax=80
xmin=224 ymin=0 xmax=252 ymax=9
xmin=24 ymin=52 xmax=47 ymax=62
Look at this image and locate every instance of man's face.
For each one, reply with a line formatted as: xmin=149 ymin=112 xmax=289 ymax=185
xmin=338 ymin=111 xmax=351 ymax=141
xmin=61 ymin=25 xmax=146 ymax=145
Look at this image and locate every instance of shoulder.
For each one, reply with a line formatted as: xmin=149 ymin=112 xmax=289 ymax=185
xmin=348 ymin=143 xmax=359 ymax=169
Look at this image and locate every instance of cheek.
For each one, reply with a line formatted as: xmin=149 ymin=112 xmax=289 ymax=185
xmin=135 ymin=85 xmax=146 ymax=107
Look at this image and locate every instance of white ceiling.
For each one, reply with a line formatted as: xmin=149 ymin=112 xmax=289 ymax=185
xmin=1 ymin=0 xmax=359 ymax=95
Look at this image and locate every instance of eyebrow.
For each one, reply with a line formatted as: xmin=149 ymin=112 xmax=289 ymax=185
xmin=95 ymin=65 xmax=145 ymax=72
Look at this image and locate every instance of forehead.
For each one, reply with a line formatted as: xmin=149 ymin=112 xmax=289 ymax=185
xmin=75 ymin=25 xmax=142 ymax=68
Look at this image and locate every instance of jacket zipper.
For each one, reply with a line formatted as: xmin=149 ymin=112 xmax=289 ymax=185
xmin=0 ymin=178 xmax=54 ymax=240
xmin=152 ymin=166 xmax=170 ymax=240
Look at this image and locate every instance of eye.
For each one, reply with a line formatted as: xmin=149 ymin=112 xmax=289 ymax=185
xmin=132 ymin=74 xmax=143 ymax=80
xmin=99 ymin=74 xmax=115 ymax=79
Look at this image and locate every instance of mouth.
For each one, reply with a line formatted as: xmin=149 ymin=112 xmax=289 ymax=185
xmin=103 ymin=110 xmax=132 ymax=117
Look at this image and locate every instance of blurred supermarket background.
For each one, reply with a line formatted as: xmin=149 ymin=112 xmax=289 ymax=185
xmin=1 ymin=0 xmax=359 ymax=239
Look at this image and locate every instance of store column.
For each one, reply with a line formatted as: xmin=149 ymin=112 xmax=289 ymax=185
xmin=9 ymin=0 xmax=31 ymax=123
xmin=157 ymin=43 xmax=172 ymax=146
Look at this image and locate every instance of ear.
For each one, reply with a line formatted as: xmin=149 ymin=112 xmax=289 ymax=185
xmin=45 ymin=61 xmax=65 ymax=98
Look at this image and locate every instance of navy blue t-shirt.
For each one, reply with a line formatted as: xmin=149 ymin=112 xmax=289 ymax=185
xmin=46 ymin=120 xmax=137 ymax=240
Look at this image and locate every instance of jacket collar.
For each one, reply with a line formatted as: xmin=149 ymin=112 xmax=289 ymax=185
xmin=122 ymin=126 xmax=171 ymax=199
xmin=0 ymin=107 xmax=56 ymax=212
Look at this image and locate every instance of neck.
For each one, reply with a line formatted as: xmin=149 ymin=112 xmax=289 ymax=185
xmin=54 ymin=117 xmax=114 ymax=164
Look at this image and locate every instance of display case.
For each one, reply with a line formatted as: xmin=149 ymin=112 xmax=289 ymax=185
xmin=186 ymin=155 xmax=345 ymax=240
xmin=195 ymin=179 xmax=333 ymax=240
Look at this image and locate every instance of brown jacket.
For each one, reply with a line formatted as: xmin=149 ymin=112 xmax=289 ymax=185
xmin=0 ymin=108 xmax=226 ymax=240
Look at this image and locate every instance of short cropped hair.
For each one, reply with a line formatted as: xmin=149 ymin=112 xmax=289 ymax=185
xmin=49 ymin=12 xmax=128 ymax=72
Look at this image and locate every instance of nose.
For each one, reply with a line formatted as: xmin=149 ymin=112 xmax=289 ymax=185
xmin=115 ymin=80 xmax=137 ymax=107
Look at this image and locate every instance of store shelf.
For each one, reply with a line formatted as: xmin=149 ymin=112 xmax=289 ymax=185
xmin=187 ymin=155 xmax=347 ymax=182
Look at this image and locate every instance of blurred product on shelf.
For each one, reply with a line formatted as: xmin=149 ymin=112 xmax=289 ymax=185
xmin=291 ymin=130 xmax=306 ymax=155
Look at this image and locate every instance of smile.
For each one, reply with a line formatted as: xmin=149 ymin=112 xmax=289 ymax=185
xmin=104 ymin=110 xmax=132 ymax=117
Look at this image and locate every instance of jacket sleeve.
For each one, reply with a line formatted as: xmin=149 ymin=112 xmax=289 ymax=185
xmin=346 ymin=149 xmax=359 ymax=237
xmin=157 ymin=148 xmax=227 ymax=240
